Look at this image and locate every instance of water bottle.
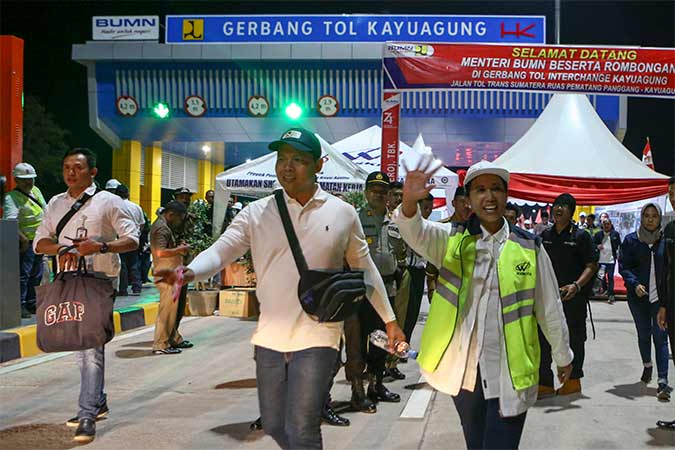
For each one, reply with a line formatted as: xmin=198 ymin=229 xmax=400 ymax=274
xmin=369 ymin=330 xmax=418 ymax=359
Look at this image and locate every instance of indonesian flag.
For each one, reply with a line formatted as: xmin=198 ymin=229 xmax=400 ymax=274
xmin=642 ymin=137 xmax=655 ymax=170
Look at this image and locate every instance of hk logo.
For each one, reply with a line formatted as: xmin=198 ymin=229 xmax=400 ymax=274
xmin=515 ymin=261 xmax=531 ymax=275
xmin=44 ymin=301 xmax=85 ymax=326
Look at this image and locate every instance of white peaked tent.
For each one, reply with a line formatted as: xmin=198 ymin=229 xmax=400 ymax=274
xmin=494 ymin=94 xmax=670 ymax=205
xmin=212 ymin=134 xmax=368 ymax=237
xmin=332 ymin=125 xmax=459 ymax=216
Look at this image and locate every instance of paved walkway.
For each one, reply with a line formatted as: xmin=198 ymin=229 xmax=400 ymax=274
xmin=1 ymin=298 xmax=674 ymax=449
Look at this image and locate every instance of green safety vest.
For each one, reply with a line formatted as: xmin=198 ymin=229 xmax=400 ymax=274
xmin=5 ymin=186 xmax=45 ymax=240
xmin=418 ymin=221 xmax=540 ymax=391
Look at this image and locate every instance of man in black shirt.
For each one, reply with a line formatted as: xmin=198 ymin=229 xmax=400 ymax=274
xmin=657 ymin=177 xmax=675 ymax=429
xmin=539 ymin=193 xmax=598 ymax=396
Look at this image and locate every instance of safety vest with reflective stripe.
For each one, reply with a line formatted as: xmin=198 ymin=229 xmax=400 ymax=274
xmin=417 ymin=222 xmax=540 ymax=391
xmin=6 ymin=186 xmax=45 ymax=240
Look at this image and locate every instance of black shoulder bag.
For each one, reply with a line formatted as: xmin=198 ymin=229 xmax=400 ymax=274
xmin=49 ymin=189 xmax=100 ymax=272
xmin=274 ymin=189 xmax=366 ymax=323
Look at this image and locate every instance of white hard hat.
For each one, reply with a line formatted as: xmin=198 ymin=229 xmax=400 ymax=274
xmin=13 ymin=163 xmax=37 ymax=179
xmin=105 ymin=179 xmax=122 ymax=190
xmin=232 ymin=202 xmax=243 ymax=210
xmin=579 ymin=212 xmax=587 ymax=217
xmin=464 ymin=160 xmax=510 ymax=186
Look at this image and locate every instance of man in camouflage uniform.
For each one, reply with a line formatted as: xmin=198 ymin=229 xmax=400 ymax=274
xmin=344 ymin=171 xmax=401 ymax=411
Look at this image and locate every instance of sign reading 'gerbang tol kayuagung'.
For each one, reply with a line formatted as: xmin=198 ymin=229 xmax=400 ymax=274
xmin=165 ymin=15 xmax=545 ymax=44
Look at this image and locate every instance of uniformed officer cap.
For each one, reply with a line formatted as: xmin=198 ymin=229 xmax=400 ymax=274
xmin=173 ymin=187 xmax=194 ymax=196
xmin=365 ymin=171 xmax=391 ymax=188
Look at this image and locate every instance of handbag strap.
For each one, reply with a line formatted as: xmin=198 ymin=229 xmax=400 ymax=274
xmin=55 ymin=188 xmax=101 ymax=240
xmin=274 ymin=189 xmax=309 ymax=274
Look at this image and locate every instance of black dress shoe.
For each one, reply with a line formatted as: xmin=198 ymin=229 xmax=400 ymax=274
xmin=387 ymin=367 xmax=406 ymax=380
xmin=368 ymin=383 xmax=401 ymax=403
xmin=66 ymin=402 xmax=109 ymax=427
xmin=656 ymin=419 xmax=675 ymax=429
xmin=74 ymin=418 xmax=96 ymax=443
xmin=250 ymin=417 xmax=263 ymax=431
xmin=21 ymin=305 xmax=32 ymax=319
xmin=153 ymin=347 xmax=182 ymax=355
xmin=321 ymin=406 xmax=350 ymax=426
xmin=350 ymin=381 xmax=377 ymax=413
xmin=173 ymin=340 xmax=194 ymax=349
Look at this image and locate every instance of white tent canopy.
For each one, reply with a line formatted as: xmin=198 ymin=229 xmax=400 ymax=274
xmin=212 ymin=134 xmax=368 ymax=236
xmin=331 ymin=125 xmax=459 ymax=216
xmin=493 ymin=94 xmax=669 ymax=204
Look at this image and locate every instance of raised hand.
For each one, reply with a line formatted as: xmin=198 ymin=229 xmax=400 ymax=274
xmin=401 ymin=153 xmax=443 ymax=217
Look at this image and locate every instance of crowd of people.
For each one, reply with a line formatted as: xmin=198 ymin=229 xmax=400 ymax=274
xmin=1 ymin=129 xmax=675 ymax=448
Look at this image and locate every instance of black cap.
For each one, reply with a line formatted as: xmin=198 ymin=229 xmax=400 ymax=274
xmin=268 ymin=128 xmax=322 ymax=160
xmin=553 ymin=193 xmax=577 ymax=213
xmin=365 ymin=171 xmax=391 ymax=188
xmin=173 ymin=187 xmax=194 ymax=196
xmin=164 ymin=200 xmax=187 ymax=215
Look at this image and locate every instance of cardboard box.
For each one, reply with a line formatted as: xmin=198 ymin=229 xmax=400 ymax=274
xmin=219 ymin=288 xmax=259 ymax=318
xmin=187 ymin=290 xmax=219 ymax=316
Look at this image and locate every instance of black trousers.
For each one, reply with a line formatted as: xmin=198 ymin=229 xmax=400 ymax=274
xmin=344 ymin=297 xmax=393 ymax=381
xmin=452 ymin=368 xmax=528 ymax=450
xmin=539 ymin=295 xmax=587 ymax=386
xmin=403 ymin=266 xmax=426 ymax=342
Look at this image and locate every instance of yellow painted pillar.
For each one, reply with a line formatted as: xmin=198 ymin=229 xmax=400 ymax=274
xmin=212 ymin=163 xmax=224 ymax=185
xmin=141 ymin=143 xmax=162 ymax=223
xmin=112 ymin=140 xmax=142 ymax=204
xmin=197 ymin=159 xmax=213 ymax=201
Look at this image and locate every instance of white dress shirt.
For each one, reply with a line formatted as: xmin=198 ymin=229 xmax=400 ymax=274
xmin=393 ymin=207 xmax=573 ymax=417
xmin=188 ymin=186 xmax=396 ymax=353
xmin=123 ymin=199 xmax=145 ymax=234
xmin=33 ymin=183 xmax=139 ymax=277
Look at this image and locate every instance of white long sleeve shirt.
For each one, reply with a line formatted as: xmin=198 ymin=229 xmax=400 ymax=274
xmin=393 ymin=207 xmax=573 ymax=417
xmin=188 ymin=187 xmax=396 ymax=352
xmin=33 ymin=183 xmax=139 ymax=277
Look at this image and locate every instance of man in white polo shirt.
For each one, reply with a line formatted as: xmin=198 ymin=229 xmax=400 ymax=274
xmin=156 ymin=127 xmax=404 ymax=450
xmin=35 ymin=148 xmax=139 ymax=443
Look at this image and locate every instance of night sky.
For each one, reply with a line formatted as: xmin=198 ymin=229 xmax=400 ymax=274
xmin=1 ymin=0 xmax=673 ymax=181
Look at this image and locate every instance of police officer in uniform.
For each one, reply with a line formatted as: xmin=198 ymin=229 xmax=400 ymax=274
xmin=346 ymin=171 xmax=401 ymax=406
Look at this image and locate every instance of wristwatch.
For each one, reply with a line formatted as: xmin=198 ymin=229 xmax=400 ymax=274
xmin=100 ymin=242 xmax=109 ymax=254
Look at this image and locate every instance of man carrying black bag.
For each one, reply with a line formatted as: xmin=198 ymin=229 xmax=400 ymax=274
xmin=156 ymin=127 xmax=405 ymax=450
xmin=34 ymin=148 xmax=139 ymax=443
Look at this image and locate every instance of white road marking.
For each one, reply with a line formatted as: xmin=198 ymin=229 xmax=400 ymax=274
xmin=0 ymin=317 xmax=201 ymax=375
xmin=400 ymin=375 xmax=434 ymax=420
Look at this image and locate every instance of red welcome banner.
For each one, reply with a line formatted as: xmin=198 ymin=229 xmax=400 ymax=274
xmin=383 ymin=42 xmax=675 ymax=98
xmin=380 ymin=92 xmax=401 ymax=181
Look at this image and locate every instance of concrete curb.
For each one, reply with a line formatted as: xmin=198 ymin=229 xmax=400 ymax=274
xmin=0 ymin=301 xmax=160 ymax=364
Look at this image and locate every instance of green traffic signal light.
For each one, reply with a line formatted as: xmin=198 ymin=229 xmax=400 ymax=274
xmin=153 ymin=102 xmax=170 ymax=119
xmin=284 ymin=102 xmax=303 ymax=120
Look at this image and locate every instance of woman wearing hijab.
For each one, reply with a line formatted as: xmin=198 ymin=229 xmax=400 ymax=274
xmin=619 ymin=203 xmax=670 ymax=401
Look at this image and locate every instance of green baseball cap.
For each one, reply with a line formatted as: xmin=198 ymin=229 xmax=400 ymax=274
xmin=268 ymin=127 xmax=322 ymax=160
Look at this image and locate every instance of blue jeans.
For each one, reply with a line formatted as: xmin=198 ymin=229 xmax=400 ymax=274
xmin=628 ymin=300 xmax=669 ymax=383
xmin=19 ymin=244 xmax=43 ymax=306
xmin=600 ymin=262 xmax=615 ymax=296
xmin=76 ymin=346 xmax=106 ymax=420
xmin=255 ymin=345 xmax=337 ymax=450
xmin=119 ymin=250 xmax=141 ymax=294
xmin=452 ymin=368 xmax=527 ymax=450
